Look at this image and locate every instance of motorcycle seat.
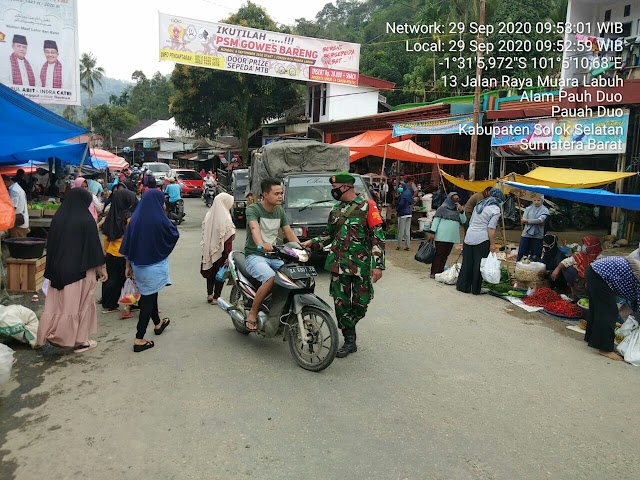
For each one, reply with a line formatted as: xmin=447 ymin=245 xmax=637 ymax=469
xmin=231 ymin=252 xmax=262 ymax=289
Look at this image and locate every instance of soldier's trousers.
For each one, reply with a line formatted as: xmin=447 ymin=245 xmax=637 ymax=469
xmin=329 ymin=274 xmax=373 ymax=329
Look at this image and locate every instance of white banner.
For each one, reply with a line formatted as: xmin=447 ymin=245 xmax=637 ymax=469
xmin=159 ymin=12 xmax=360 ymax=86
xmin=0 ymin=0 xmax=80 ymax=105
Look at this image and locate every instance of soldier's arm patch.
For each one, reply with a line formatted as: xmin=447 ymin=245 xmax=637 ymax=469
xmin=367 ymin=200 xmax=383 ymax=228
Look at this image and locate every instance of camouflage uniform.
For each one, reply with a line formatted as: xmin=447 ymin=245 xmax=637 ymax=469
xmin=311 ymin=195 xmax=386 ymax=330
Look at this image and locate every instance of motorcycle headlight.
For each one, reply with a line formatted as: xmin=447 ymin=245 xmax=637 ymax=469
xmin=236 ymin=201 xmax=246 ymax=208
xmin=291 ymin=227 xmax=303 ymax=237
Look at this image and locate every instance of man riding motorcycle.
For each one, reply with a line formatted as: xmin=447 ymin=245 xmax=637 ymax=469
xmin=165 ymin=176 xmax=182 ymax=210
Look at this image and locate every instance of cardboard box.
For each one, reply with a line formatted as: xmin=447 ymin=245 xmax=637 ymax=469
xmin=6 ymin=255 xmax=46 ymax=293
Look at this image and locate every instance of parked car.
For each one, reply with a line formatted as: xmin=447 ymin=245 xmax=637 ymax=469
xmin=165 ymin=169 xmax=204 ymax=197
xmin=141 ymin=162 xmax=171 ymax=184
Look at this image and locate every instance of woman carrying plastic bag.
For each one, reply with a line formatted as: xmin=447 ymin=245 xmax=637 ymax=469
xmin=456 ymin=188 xmax=505 ymax=295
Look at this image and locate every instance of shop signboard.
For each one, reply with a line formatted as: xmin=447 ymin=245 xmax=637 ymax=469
xmin=0 ymin=0 xmax=80 ymax=105
xmin=393 ymin=114 xmax=480 ymax=136
xmin=159 ymin=12 xmax=360 ymax=86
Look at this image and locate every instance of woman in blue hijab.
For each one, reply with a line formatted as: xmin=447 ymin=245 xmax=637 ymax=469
xmin=457 ymin=187 xmax=506 ymax=294
xmin=120 ymin=189 xmax=179 ymax=352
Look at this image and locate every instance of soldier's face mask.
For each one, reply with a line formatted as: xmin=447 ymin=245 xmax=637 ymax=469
xmin=331 ymin=184 xmax=352 ymax=200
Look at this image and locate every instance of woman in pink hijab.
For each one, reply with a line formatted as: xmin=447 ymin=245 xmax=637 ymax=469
xmin=73 ymin=177 xmax=103 ymax=221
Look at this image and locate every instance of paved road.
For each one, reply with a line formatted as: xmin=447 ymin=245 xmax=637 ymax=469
xmin=1 ymin=197 xmax=638 ymax=480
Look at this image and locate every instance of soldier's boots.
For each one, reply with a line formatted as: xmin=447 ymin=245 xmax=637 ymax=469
xmin=336 ymin=328 xmax=357 ymax=358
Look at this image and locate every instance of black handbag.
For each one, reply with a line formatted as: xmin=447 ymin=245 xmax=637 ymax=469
xmin=414 ymin=239 xmax=436 ymax=264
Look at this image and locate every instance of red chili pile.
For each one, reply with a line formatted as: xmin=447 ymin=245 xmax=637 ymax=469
xmin=523 ymin=288 xmax=562 ymax=308
xmin=544 ymin=300 xmax=582 ymax=318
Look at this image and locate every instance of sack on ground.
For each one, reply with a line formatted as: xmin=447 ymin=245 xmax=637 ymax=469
xmin=415 ymin=240 xmax=436 ymax=264
xmin=480 ymin=252 xmax=501 ymax=284
xmin=435 ymin=263 xmax=461 ymax=285
xmin=0 ymin=343 xmax=15 ymax=388
xmin=0 ymin=305 xmax=39 ymax=347
xmin=118 ymin=278 xmax=140 ymax=305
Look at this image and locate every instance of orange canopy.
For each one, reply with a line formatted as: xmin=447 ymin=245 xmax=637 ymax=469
xmin=334 ymin=130 xmax=468 ymax=165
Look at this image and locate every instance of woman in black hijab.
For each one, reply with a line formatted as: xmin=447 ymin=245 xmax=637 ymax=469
xmin=100 ymin=188 xmax=138 ymax=315
xmin=542 ymin=234 xmax=567 ymax=290
xmin=37 ymin=188 xmax=107 ymax=353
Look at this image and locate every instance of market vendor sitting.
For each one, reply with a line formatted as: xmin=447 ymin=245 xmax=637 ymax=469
xmin=541 ymin=234 xmax=567 ymax=290
xmin=550 ymin=235 xmax=602 ymax=300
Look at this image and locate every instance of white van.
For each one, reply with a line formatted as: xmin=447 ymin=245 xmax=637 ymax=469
xmin=141 ymin=162 xmax=171 ymax=184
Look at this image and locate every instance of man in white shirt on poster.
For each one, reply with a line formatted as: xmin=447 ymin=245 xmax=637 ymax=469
xmin=40 ymin=40 xmax=68 ymax=89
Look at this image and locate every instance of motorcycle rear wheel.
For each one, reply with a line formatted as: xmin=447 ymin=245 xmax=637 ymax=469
xmin=287 ymin=306 xmax=338 ymax=372
xmin=229 ymin=286 xmax=250 ymax=335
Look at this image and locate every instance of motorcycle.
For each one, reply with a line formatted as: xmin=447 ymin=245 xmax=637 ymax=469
xmin=202 ymin=184 xmax=215 ymax=207
xmin=164 ymin=193 xmax=185 ymax=225
xmin=217 ymin=242 xmax=339 ymax=372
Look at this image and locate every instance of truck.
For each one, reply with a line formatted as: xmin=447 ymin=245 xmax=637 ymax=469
xmin=217 ymin=167 xmax=250 ymax=225
xmin=249 ymin=139 xmax=371 ymax=244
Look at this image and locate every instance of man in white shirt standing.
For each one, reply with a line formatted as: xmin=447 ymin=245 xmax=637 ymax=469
xmin=8 ymin=35 xmax=36 ymax=87
xmin=2 ymin=174 xmax=30 ymax=238
xmin=40 ymin=40 xmax=64 ymax=89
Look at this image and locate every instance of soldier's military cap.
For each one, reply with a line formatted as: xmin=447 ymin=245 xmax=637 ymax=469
xmin=330 ymin=172 xmax=355 ymax=184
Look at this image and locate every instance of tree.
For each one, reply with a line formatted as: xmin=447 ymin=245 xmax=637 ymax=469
xmin=62 ymin=105 xmax=78 ymax=122
xmin=85 ymin=104 xmax=137 ymax=149
xmin=170 ymin=2 xmax=301 ymax=162
xmin=79 ymin=52 xmax=105 ymax=104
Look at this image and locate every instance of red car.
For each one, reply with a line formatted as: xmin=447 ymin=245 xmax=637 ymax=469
xmin=166 ymin=169 xmax=204 ymax=197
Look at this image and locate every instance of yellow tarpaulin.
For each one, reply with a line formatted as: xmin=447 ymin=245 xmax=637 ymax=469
xmin=439 ymin=170 xmax=496 ymax=192
xmin=440 ymin=167 xmax=636 ymax=192
xmin=519 ymin=167 xmax=635 ymax=188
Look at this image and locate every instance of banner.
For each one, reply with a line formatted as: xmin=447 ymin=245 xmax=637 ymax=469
xmin=159 ymin=13 xmax=360 ymax=86
xmin=491 ymin=114 xmax=629 ymax=156
xmin=392 ymin=114 xmax=480 ymax=136
xmin=0 ymin=0 xmax=80 ymax=105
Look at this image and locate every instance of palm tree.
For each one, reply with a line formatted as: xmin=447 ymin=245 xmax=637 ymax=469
xmin=79 ymin=52 xmax=105 ymax=104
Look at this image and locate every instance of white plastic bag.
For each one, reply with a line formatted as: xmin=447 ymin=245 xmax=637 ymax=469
xmin=435 ymin=263 xmax=461 ymax=285
xmin=118 ymin=278 xmax=140 ymax=305
xmin=480 ymin=252 xmax=501 ymax=284
xmin=619 ymin=328 xmax=640 ymax=366
xmin=616 ymin=316 xmax=638 ymax=342
xmin=0 ymin=343 xmax=15 ymax=387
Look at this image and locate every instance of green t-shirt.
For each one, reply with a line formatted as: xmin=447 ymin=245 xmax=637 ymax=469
xmin=245 ymin=202 xmax=289 ymax=256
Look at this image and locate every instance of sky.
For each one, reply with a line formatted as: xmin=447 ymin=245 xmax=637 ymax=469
xmin=77 ymin=0 xmax=333 ymax=82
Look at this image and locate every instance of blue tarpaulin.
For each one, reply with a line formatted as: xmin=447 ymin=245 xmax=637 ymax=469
xmin=0 ymin=142 xmax=107 ymax=169
xmin=0 ymin=82 xmax=87 ymax=156
xmin=504 ymin=181 xmax=640 ymax=211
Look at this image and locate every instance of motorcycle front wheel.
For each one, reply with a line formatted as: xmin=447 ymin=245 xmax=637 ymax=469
xmin=287 ymin=306 xmax=338 ymax=372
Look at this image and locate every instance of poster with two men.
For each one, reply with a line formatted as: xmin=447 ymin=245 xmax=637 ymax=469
xmin=0 ymin=0 xmax=80 ymax=105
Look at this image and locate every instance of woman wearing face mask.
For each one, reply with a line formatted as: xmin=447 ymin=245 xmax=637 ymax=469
xmin=456 ymin=187 xmax=505 ymax=295
xmin=517 ymin=195 xmax=549 ymax=261
xmin=395 ymin=182 xmax=414 ymax=251
xmin=541 ymin=234 xmax=567 ymax=290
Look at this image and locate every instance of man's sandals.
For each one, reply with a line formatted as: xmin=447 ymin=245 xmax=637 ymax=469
xmin=245 ymin=319 xmax=258 ymax=331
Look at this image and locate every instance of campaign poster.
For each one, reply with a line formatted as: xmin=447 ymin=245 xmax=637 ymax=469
xmin=159 ymin=12 xmax=360 ymax=86
xmin=0 ymin=0 xmax=80 ymax=105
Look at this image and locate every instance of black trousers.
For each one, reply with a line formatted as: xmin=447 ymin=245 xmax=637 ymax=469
xmin=103 ymin=254 xmax=127 ymax=309
xmin=585 ymin=265 xmax=618 ymax=352
xmin=431 ymin=241 xmax=454 ymax=276
xmin=456 ymin=240 xmax=490 ymax=294
xmin=206 ymin=278 xmax=225 ymax=298
xmin=136 ymin=293 xmax=161 ymax=339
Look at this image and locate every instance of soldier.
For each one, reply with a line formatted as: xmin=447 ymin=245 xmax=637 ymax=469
xmin=302 ymin=172 xmax=385 ymax=358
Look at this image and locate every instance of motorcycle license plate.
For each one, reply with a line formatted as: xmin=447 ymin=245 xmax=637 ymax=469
xmin=286 ymin=266 xmax=317 ymax=279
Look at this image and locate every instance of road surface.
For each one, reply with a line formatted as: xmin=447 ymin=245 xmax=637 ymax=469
xmin=1 ymin=197 xmax=638 ymax=480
